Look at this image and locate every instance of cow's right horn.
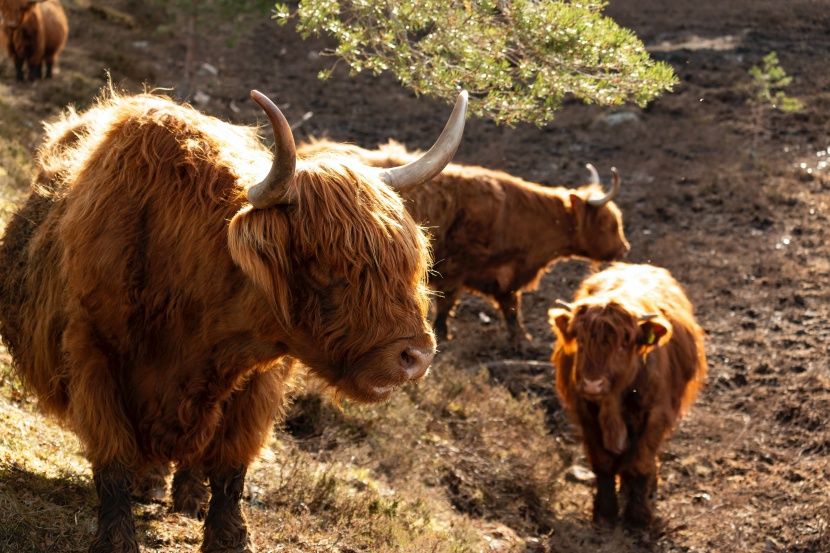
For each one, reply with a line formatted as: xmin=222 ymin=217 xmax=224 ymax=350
xmin=555 ymin=299 xmax=575 ymax=311
xmin=247 ymin=90 xmax=297 ymax=209
xmin=586 ymin=165 xmax=621 ymax=207
xmin=378 ymin=91 xmax=468 ymax=191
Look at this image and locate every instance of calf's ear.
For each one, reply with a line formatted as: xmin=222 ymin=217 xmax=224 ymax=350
xmin=637 ymin=316 xmax=671 ymax=354
xmin=548 ymin=308 xmax=576 ymax=351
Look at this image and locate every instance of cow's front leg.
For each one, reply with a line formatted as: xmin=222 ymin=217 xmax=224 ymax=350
xmin=494 ymin=290 xmax=530 ymax=344
xmin=90 ymin=461 xmax=139 ymax=553
xmin=173 ymin=466 xmax=209 ymax=519
xmin=433 ymin=287 xmax=462 ymax=341
xmin=592 ymin=468 xmax=619 ymax=527
xmin=14 ymin=59 xmax=24 ymax=82
xmin=202 ymin=466 xmax=253 ymax=553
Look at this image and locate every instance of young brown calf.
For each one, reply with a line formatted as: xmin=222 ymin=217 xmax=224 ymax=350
xmin=550 ymin=263 xmax=706 ymax=528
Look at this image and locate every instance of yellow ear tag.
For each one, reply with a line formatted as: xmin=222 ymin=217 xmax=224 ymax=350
xmin=645 ymin=329 xmax=656 ymax=345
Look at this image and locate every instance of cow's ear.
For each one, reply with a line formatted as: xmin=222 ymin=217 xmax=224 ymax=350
xmin=549 ymin=308 xmax=576 ymax=352
xmin=637 ymin=316 xmax=671 ymax=354
xmin=568 ymin=193 xmax=585 ymax=216
xmin=228 ymin=206 xmax=293 ymax=328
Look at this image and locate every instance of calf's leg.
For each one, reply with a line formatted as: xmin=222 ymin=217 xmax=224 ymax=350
xmin=620 ymin=470 xmax=657 ymax=528
xmin=90 ymin=461 xmax=139 ymax=553
xmin=592 ymin=468 xmax=619 ymax=527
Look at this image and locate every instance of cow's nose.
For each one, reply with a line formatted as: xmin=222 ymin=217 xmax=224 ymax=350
xmin=399 ymin=346 xmax=435 ymax=380
xmin=581 ymin=377 xmax=609 ymax=396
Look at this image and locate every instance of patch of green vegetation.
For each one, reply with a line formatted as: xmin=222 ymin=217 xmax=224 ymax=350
xmin=747 ymin=51 xmax=803 ymax=155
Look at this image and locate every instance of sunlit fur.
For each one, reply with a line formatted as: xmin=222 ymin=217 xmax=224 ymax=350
xmin=299 ymin=138 xmax=630 ymax=342
xmin=0 ymin=90 xmax=432 ymax=484
xmin=549 ymin=263 xmax=706 ymax=527
xmin=0 ymin=0 xmax=67 ymax=81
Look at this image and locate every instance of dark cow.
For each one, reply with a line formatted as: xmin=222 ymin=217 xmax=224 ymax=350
xmin=0 ymin=0 xmax=67 ymax=81
xmin=0 ymin=88 xmax=467 ymax=552
xmin=549 ymin=263 xmax=706 ymax=528
xmin=298 ymin=138 xmax=630 ymax=344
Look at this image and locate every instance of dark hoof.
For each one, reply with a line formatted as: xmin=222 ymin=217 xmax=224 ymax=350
xmin=88 ymin=530 xmax=140 ymax=553
xmin=202 ymin=538 xmax=255 ymax=553
xmin=622 ymin=504 xmax=653 ymax=529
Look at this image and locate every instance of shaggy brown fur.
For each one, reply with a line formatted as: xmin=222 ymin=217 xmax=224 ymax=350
xmin=549 ymin=263 xmax=707 ymax=528
xmin=298 ymin=138 xmax=630 ymax=344
xmin=0 ymin=90 xmax=436 ymax=552
xmin=0 ymin=0 xmax=68 ymax=81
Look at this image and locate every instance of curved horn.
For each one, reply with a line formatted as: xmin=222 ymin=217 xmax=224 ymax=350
xmin=247 ymin=90 xmax=297 ymax=209
xmin=378 ymin=90 xmax=468 ymax=190
xmin=586 ymin=163 xmax=599 ymax=185
xmin=638 ymin=313 xmax=660 ymax=322
xmin=555 ymin=299 xmax=575 ymax=311
xmin=586 ymin=166 xmax=621 ymax=207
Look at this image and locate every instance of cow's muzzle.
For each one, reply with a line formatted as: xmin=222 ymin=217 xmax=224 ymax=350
xmin=579 ymin=377 xmax=610 ymax=400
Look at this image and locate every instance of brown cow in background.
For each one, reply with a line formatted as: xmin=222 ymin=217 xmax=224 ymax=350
xmin=298 ymin=138 xmax=630 ymax=345
xmin=0 ymin=0 xmax=67 ymax=81
xmin=549 ymin=263 xmax=706 ymax=528
xmin=0 ymin=89 xmax=467 ymax=552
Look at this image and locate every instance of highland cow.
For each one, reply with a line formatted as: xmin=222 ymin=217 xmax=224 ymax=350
xmin=549 ymin=263 xmax=706 ymax=528
xmin=298 ymin=138 xmax=630 ymax=344
xmin=0 ymin=0 xmax=67 ymax=81
xmin=0 ymin=88 xmax=467 ymax=552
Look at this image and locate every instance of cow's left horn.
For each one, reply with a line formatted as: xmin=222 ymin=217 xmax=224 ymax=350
xmin=378 ymin=91 xmax=468 ymax=190
xmin=247 ymin=90 xmax=297 ymax=209
xmin=638 ymin=313 xmax=660 ymax=322
xmin=586 ymin=166 xmax=621 ymax=207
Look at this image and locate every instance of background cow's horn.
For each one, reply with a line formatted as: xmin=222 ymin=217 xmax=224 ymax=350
xmin=638 ymin=313 xmax=660 ymax=322
xmin=586 ymin=167 xmax=621 ymax=207
xmin=378 ymin=90 xmax=468 ymax=190
xmin=586 ymin=163 xmax=600 ymax=185
xmin=247 ymin=90 xmax=297 ymax=208
xmin=555 ymin=299 xmax=575 ymax=311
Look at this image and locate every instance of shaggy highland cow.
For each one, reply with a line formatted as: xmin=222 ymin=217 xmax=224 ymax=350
xmin=0 ymin=0 xmax=67 ymax=81
xmin=549 ymin=263 xmax=707 ymax=528
xmin=0 ymin=89 xmax=467 ymax=552
xmin=298 ymin=138 xmax=630 ymax=344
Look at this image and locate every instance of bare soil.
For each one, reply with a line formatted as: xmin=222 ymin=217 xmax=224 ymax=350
xmin=2 ymin=0 xmax=830 ymax=551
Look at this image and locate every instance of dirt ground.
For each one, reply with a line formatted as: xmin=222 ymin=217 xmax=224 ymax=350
xmin=2 ymin=0 xmax=830 ymax=551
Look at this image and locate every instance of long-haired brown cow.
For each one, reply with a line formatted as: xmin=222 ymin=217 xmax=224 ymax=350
xmin=0 ymin=88 xmax=467 ymax=552
xmin=549 ymin=263 xmax=706 ymax=528
xmin=0 ymin=0 xmax=67 ymax=81
xmin=298 ymin=138 xmax=630 ymax=344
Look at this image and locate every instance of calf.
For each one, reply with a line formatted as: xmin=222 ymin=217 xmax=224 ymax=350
xmin=549 ymin=263 xmax=706 ymax=527
xmin=298 ymin=138 xmax=630 ymax=344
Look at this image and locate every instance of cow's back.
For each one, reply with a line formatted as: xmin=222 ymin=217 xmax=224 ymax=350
xmin=0 ymin=94 xmax=268 ymax=418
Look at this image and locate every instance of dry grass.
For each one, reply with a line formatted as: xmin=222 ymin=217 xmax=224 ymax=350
xmin=0 ymin=348 xmax=576 ymax=552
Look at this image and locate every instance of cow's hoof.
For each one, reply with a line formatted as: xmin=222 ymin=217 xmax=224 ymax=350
xmin=202 ymin=539 xmax=255 ymax=553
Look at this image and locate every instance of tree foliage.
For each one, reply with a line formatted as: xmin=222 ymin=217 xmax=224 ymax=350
xmin=274 ymin=0 xmax=677 ymax=125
